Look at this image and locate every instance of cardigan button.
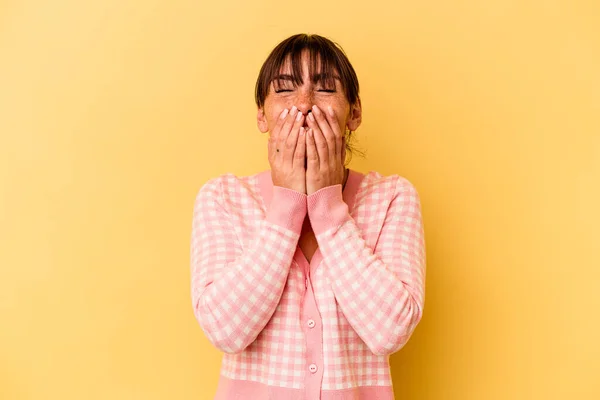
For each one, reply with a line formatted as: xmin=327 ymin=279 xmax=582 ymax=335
xmin=309 ymin=364 xmax=318 ymax=373
xmin=307 ymin=319 xmax=315 ymax=328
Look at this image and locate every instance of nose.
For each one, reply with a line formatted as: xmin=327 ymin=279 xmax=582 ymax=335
xmin=295 ymin=88 xmax=313 ymax=117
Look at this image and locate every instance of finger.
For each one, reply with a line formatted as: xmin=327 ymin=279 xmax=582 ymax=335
xmin=269 ymin=108 xmax=289 ymax=161
xmin=325 ymin=105 xmax=343 ymax=159
xmin=277 ymin=106 xmax=299 ymax=159
xmin=307 ymin=113 xmax=328 ymax=170
xmin=312 ymin=105 xmax=337 ymax=162
xmin=285 ymin=108 xmax=304 ymax=160
xmin=306 ymin=128 xmax=319 ymax=172
xmin=294 ymin=127 xmax=306 ymax=169
xmin=284 ymin=123 xmax=301 ymax=166
xmin=291 ymin=108 xmax=305 ymax=136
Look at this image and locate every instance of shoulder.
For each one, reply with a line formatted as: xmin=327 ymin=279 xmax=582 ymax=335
xmin=193 ymin=171 xmax=262 ymax=208
xmin=358 ymin=170 xmax=420 ymax=202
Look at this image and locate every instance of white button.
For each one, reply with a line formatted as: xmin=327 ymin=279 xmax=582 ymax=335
xmin=309 ymin=364 xmax=318 ymax=373
xmin=307 ymin=319 xmax=315 ymax=328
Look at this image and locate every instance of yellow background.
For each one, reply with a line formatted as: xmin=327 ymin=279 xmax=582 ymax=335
xmin=1 ymin=0 xmax=599 ymax=399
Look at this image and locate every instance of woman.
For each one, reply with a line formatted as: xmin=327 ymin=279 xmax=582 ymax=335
xmin=191 ymin=33 xmax=426 ymax=400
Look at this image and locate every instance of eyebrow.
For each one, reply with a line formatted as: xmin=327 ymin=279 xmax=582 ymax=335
xmin=311 ymin=73 xmax=341 ymax=83
xmin=272 ymin=74 xmax=295 ymax=81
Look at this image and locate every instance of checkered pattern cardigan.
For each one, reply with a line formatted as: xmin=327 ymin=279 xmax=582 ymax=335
xmin=191 ymin=168 xmax=426 ymax=400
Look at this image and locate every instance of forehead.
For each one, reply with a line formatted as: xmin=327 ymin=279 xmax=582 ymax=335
xmin=275 ymin=52 xmax=341 ymax=81
xmin=280 ymin=51 xmax=313 ymax=69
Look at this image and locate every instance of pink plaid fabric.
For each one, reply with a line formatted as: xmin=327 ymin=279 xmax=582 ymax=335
xmin=190 ymin=168 xmax=426 ymax=400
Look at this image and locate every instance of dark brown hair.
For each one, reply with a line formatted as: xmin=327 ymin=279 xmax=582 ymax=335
xmin=255 ymin=33 xmax=365 ymax=163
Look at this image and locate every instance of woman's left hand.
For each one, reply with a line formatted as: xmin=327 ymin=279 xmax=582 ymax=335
xmin=305 ymin=105 xmax=347 ymax=196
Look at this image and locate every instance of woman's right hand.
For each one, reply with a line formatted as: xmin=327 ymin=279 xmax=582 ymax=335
xmin=268 ymin=106 xmax=307 ymax=194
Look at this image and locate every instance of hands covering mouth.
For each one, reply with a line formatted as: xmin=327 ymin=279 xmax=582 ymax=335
xmin=269 ymin=105 xmax=346 ymax=196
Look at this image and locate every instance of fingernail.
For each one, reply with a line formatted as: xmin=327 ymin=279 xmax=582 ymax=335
xmin=280 ymin=109 xmax=289 ymax=119
xmin=291 ymin=106 xmax=298 ymax=115
xmin=327 ymin=105 xmax=334 ymax=117
xmin=312 ymin=105 xmax=319 ymax=114
xmin=296 ymin=111 xmax=303 ymax=121
xmin=308 ymin=112 xmax=315 ymax=121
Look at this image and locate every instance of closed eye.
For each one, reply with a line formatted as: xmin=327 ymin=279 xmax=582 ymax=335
xmin=318 ymin=89 xmax=336 ymax=93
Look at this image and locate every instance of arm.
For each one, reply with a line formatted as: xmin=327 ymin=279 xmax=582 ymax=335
xmin=307 ymin=176 xmax=426 ymax=356
xmin=191 ymin=177 xmax=307 ymax=354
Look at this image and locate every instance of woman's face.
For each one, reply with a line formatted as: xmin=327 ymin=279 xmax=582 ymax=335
xmin=257 ymin=51 xmax=362 ymax=140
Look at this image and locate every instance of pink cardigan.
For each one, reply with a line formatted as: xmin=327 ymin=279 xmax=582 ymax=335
xmin=190 ymin=168 xmax=426 ymax=400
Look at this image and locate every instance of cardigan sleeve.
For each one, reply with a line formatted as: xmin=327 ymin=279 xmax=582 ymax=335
xmin=307 ymin=176 xmax=426 ymax=356
xmin=191 ymin=176 xmax=307 ymax=354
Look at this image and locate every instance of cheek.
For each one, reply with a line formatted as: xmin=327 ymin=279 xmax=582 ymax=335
xmin=271 ymin=109 xmax=284 ymax=122
xmin=331 ymin=106 xmax=350 ymax=132
xmin=327 ymin=100 xmax=350 ymax=130
xmin=266 ymin=105 xmax=289 ymax=129
xmin=318 ymin=106 xmax=346 ymax=132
